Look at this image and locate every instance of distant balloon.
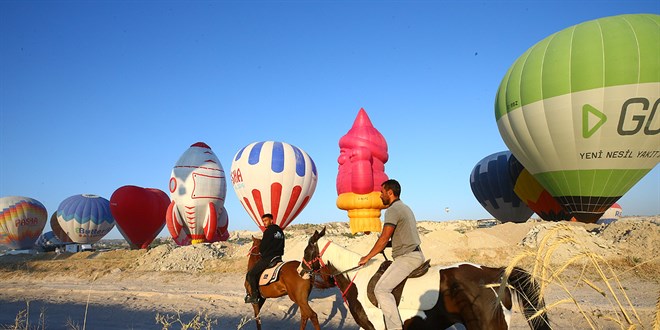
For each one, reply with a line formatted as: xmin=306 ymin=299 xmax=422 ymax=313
xmin=496 ymin=14 xmax=660 ymax=223
xmin=36 ymin=231 xmax=64 ymax=252
xmin=50 ymin=212 xmax=73 ymax=243
xmin=0 ymin=196 xmax=48 ymax=250
xmin=56 ymin=194 xmax=115 ymax=244
xmin=597 ymin=203 xmax=622 ymax=224
xmin=470 ymin=151 xmax=534 ymax=223
xmin=231 ymin=141 xmax=318 ymax=231
xmin=167 ymin=142 xmax=229 ymax=244
xmin=445 ymin=207 xmax=450 ymax=213
xmin=336 ymin=108 xmax=389 ymax=234
xmin=110 ymin=185 xmax=169 ymax=249
xmin=509 ymin=155 xmax=572 ymax=221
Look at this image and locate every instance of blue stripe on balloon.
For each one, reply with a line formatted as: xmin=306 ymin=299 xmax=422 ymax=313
xmin=58 ymin=195 xmax=114 ymax=224
xmin=234 ymin=146 xmax=246 ymax=161
xmin=271 ymin=142 xmax=284 ymax=173
xmin=248 ymin=142 xmax=265 ymax=165
xmin=292 ymin=145 xmax=305 ymax=177
xmin=311 ymin=158 xmax=317 ymax=176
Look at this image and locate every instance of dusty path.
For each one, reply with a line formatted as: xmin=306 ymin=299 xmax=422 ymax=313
xmin=1 ymin=218 xmax=658 ymax=329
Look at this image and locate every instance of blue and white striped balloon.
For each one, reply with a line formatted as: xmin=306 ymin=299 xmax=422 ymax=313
xmin=57 ymin=194 xmax=115 ymax=244
xmin=230 ymin=141 xmax=318 ymax=231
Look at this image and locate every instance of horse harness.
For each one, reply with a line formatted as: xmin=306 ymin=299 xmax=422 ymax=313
xmin=367 ymin=259 xmax=432 ymax=307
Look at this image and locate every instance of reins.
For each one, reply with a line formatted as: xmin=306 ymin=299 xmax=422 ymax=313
xmin=303 ymin=239 xmax=365 ymax=304
xmin=247 ymin=245 xmax=260 ymax=256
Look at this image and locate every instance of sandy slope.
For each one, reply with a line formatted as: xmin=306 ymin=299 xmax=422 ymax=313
xmin=0 ymin=217 xmax=658 ymax=329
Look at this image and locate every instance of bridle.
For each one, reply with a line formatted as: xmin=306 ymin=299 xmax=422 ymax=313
xmin=299 ymin=240 xmax=331 ymax=278
xmin=248 ymin=245 xmax=260 ymax=256
xmin=300 ymin=240 xmax=363 ymax=277
xmin=301 ymin=238 xmax=365 ymax=304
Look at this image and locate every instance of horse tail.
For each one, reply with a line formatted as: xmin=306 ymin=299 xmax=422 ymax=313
xmin=508 ymin=267 xmax=551 ymax=330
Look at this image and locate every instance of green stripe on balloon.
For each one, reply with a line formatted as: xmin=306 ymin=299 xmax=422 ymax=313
xmin=534 ymin=169 xmax=651 ymax=197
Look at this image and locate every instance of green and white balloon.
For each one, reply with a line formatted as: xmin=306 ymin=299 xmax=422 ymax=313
xmin=495 ymin=14 xmax=659 ymax=223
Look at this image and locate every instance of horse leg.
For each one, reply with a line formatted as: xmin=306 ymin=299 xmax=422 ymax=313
xmin=251 ymin=298 xmax=265 ymax=330
xmin=296 ymin=300 xmax=319 ymax=330
xmin=288 ymin=288 xmax=319 ymax=330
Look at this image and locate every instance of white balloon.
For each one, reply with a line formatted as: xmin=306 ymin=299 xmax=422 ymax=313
xmin=231 ymin=141 xmax=318 ymax=230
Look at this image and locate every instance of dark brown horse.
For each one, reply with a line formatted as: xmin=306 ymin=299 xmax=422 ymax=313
xmin=245 ymin=237 xmax=321 ymax=330
xmin=301 ymin=228 xmax=551 ymax=330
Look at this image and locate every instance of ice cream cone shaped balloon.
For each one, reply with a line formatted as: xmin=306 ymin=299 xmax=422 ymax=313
xmin=231 ymin=141 xmax=317 ymax=231
xmin=167 ymin=142 xmax=229 ymax=244
xmin=336 ymin=108 xmax=389 ymax=234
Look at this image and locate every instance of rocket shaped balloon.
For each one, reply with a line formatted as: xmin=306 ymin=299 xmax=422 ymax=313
xmin=167 ymin=142 xmax=229 ymax=244
xmin=336 ymin=108 xmax=389 ymax=234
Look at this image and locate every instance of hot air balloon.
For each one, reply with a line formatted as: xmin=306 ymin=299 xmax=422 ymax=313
xmin=469 ymin=151 xmax=534 ymax=223
xmin=509 ymin=155 xmax=572 ymax=221
xmin=0 ymin=196 xmax=48 ymax=250
xmin=172 ymin=207 xmax=229 ymax=246
xmin=56 ymin=194 xmax=115 ymax=244
xmin=50 ymin=212 xmax=73 ymax=243
xmin=35 ymin=231 xmax=64 ymax=252
xmin=110 ymin=185 xmax=170 ymax=249
xmin=597 ymin=203 xmax=622 ymax=224
xmin=336 ymin=108 xmax=389 ymax=234
xmin=167 ymin=142 xmax=229 ymax=244
xmin=231 ymin=141 xmax=317 ymax=231
xmin=496 ymin=14 xmax=660 ymax=223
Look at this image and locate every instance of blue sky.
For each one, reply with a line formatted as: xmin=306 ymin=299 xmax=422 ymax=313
xmin=1 ymin=1 xmax=658 ymax=240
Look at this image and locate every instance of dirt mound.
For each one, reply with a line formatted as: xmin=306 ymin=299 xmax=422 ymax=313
xmin=135 ymin=243 xmax=228 ymax=271
xmin=590 ymin=217 xmax=660 ymax=261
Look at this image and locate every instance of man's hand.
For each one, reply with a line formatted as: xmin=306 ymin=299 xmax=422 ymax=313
xmin=358 ymin=255 xmax=370 ymax=266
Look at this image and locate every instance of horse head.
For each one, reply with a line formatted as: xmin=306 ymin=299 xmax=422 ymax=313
xmin=300 ymin=227 xmax=326 ymax=278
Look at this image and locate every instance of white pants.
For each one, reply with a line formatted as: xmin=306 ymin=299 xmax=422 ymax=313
xmin=374 ymin=250 xmax=425 ymax=330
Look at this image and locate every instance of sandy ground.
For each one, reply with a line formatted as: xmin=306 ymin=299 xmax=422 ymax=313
xmin=0 ymin=217 xmax=658 ymax=330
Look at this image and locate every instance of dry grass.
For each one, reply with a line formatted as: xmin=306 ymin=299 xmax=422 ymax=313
xmin=155 ymin=310 xmax=217 ymax=330
xmin=0 ymin=301 xmax=46 ymax=330
xmin=502 ymin=223 xmax=657 ymax=329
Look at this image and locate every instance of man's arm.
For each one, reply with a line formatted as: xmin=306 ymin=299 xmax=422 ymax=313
xmin=358 ymin=224 xmax=395 ymax=266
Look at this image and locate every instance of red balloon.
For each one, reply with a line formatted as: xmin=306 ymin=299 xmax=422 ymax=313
xmin=110 ymin=185 xmax=169 ymax=249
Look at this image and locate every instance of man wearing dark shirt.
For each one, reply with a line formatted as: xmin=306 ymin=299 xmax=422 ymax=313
xmin=245 ymin=213 xmax=285 ymax=304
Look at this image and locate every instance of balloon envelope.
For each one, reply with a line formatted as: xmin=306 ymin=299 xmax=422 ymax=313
xmin=509 ymin=155 xmax=572 ymax=221
xmin=0 ymin=196 xmax=48 ymax=250
xmin=110 ymin=185 xmax=169 ymax=249
xmin=336 ymin=108 xmax=389 ymax=234
xmin=50 ymin=212 xmax=73 ymax=243
xmin=36 ymin=231 xmax=64 ymax=251
xmin=496 ymin=14 xmax=660 ymax=223
xmin=598 ymin=203 xmax=622 ymax=224
xmin=231 ymin=141 xmax=318 ymax=231
xmin=57 ymin=194 xmax=115 ymax=244
xmin=166 ymin=142 xmax=229 ymax=244
xmin=470 ymin=151 xmax=534 ymax=223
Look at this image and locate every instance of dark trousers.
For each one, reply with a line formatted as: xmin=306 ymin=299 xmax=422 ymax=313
xmin=247 ymin=258 xmax=271 ymax=297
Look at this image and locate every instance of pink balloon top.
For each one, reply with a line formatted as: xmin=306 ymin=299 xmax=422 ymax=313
xmin=337 ymin=108 xmax=389 ymax=195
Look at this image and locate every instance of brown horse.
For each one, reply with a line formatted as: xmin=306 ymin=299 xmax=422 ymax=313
xmin=301 ymin=228 xmax=551 ymax=330
xmin=245 ymin=237 xmax=321 ymax=330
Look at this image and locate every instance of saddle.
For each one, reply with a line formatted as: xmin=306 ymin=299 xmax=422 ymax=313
xmin=367 ymin=259 xmax=431 ymax=307
xmin=258 ymin=257 xmax=285 ymax=286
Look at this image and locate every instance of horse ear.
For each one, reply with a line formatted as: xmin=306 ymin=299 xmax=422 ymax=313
xmin=320 ymin=226 xmax=326 ymax=237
